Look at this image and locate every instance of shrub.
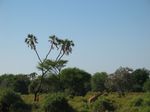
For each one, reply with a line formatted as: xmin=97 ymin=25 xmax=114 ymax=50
xmin=0 ymin=89 xmax=31 ymax=112
xmin=130 ymin=97 xmax=143 ymax=107
xmin=60 ymin=68 xmax=91 ymax=96
xmin=92 ymin=97 xmax=116 ymax=112
xmin=43 ymin=93 xmax=75 ymax=112
xmin=143 ymin=99 xmax=150 ymax=107
xmin=140 ymin=106 xmax=150 ymax=112
xmin=91 ymin=72 xmax=107 ymax=92
xmin=143 ymin=79 xmax=150 ymax=92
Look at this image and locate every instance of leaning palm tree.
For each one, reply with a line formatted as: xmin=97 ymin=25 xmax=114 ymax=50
xmin=25 ymin=34 xmax=42 ymax=62
xmin=56 ymin=39 xmax=74 ymax=61
xmin=25 ymin=34 xmax=74 ymax=101
xmin=25 ymin=34 xmax=38 ymax=50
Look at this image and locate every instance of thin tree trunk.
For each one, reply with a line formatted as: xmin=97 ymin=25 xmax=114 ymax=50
xmin=34 ymin=92 xmax=38 ymax=101
xmin=33 ymin=73 xmax=44 ymax=102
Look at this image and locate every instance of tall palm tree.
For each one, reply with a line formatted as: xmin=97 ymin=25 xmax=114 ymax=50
xmin=62 ymin=39 xmax=74 ymax=55
xmin=25 ymin=34 xmax=38 ymax=50
xmin=25 ymin=34 xmax=43 ymax=101
xmin=25 ymin=34 xmax=42 ymax=62
xmin=25 ymin=34 xmax=74 ymax=101
xmin=56 ymin=39 xmax=74 ymax=61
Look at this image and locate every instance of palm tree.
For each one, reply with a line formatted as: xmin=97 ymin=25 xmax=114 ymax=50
xmin=25 ymin=34 xmax=42 ymax=62
xmin=25 ymin=34 xmax=38 ymax=50
xmin=62 ymin=39 xmax=74 ymax=55
xmin=25 ymin=34 xmax=74 ymax=101
xmin=56 ymin=39 xmax=74 ymax=61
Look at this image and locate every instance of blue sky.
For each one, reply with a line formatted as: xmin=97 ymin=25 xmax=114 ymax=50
xmin=0 ymin=0 xmax=150 ymax=74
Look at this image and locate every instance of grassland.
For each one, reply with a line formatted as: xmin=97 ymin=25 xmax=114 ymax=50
xmin=22 ymin=92 xmax=150 ymax=112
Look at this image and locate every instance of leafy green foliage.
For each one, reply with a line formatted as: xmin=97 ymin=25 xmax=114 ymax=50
xmin=92 ymin=97 xmax=116 ymax=112
xmin=105 ymin=67 xmax=133 ymax=96
xmin=0 ymin=89 xmax=31 ymax=112
xmin=20 ymin=92 xmax=150 ymax=112
xmin=37 ymin=59 xmax=68 ymax=75
xmin=132 ymin=68 xmax=150 ymax=92
xmin=130 ymin=97 xmax=144 ymax=107
xmin=25 ymin=34 xmax=74 ymax=101
xmin=91 ymin=72 xmax=108 ymax=92
xmin=140 ymin=107 xmax=150 ymax=112
xmin=143 ymin=79 xmax=150 ymax=92
xmin=60 ymin=68 xmax=91 ymax=96
xmin=43 ymin=93 xmax=74 ymax=112
xmin=28 ymin=79 xmax=40 ymax=94
xmin=28 ymin=75 xmax=62 ymax=94
xmin=13 ymin=75 xmax=30 ymax=94
xmin=129 ymin=93 xmax=150 ymax=112
xmin=41 ymin=75 xmax=62 ymax=93
xmin=68 ymin=96 xmax=89 ymax=112
xmin=0 ymin=74 xmax=30 ymax=94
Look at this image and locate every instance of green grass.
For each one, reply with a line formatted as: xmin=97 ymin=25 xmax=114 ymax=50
xmin=22 ymin=92 xmax=150 ymax=112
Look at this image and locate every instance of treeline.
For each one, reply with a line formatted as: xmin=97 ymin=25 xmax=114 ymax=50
xmin=0 ymin=67 xmax=150 ymax=96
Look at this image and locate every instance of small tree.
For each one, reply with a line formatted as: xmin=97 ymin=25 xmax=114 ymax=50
xmin=105 ymin=67 xmax=133 ymax=96
xmin=25 ymin=34 xmax=74 ymax=101
xmin=132 ymin=68 xmax=150 ymax=92
xmin=60 ymin=67 xmax=91 ymax=96
xmin=143 ymin=79 xmax=150 ymax=92
xmin=43 ymin=93 xmax=74 ymax=112
xmin=92 ymin=97 xmax=116 ymax=112
xmin=91 ymin=72 xmax=108 ymax=92
xmin=0 ymin=89 xmax=30 ymax=112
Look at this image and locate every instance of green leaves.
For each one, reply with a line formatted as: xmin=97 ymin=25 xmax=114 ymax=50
xmin=43 ymin=93 xmax=74 ymax=112
xmin=49 ymin=35 xmax=75 ymax=60
xmin=25 ymin=34 xmax=74 ymax=74
xmin=25 ymin=34 xmax=38 ymax=50
xmin=37 ymin=59 xmax=68 ymax=74
xmin=0 ymin=89 xmax=31 ymax=112
xmin=25 ymin=34 xmax=74 ymax=101
xmin=49 ymin=35 xmax=75 ymax=54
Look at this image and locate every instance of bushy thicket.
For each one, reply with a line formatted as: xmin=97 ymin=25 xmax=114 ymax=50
xmin=0 ymin=74 xmax=30 ymax=94
xmin=43 ymin=93 xmax=75 ymax=112
xmin=0 ymin=67 xmax=150 ymax=97
xmin=143 ymin=79 xmax=150 ymax=92
xmin=60 ymin=68 xmax=91 ymax=96
xmin=92 ymin=97 xmax=116 ymax=112
xmin=0 ymin=89 xmax=31 ymax=112
xmin=129 ymin=93 xmax=150 ymax=112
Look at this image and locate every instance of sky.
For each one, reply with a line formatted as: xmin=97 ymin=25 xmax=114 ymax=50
xmin=0 ymin=0 xmax=150 ymax=74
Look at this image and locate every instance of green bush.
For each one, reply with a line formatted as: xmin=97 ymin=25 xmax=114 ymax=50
xmin=143 ymin=99 xmax=150 ymax=106
xmin=130 ymin=97 xmax=144 ymax=107
xmin=143 ymin=79 xmax=150 ymax=92
xmin=0 ymin=89 xmax=31 ymax=112
xmin=92 ymin=97 xmax=116 ymax=112
xmin=140 ymin=106 xmax=150 ymax=112
xmin=91 ymin=72 xmax=107 ymax=92
xmin=60 ymin=68 xmax=91 ymax=96
xmin=43 ymin=93 xmax=75 ymax=112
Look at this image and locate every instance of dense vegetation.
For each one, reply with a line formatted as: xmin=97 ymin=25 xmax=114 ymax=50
xmin=22 ymin=92 xmax=150 ymax=112
xmin=0 ymin=67 xmax=150 ymax=112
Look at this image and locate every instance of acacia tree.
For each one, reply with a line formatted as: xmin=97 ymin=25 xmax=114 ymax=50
xmin=105 ymin=67 xmax=133 ymax=96
xmin=25 ymin=34 xmax=74 ymax=101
